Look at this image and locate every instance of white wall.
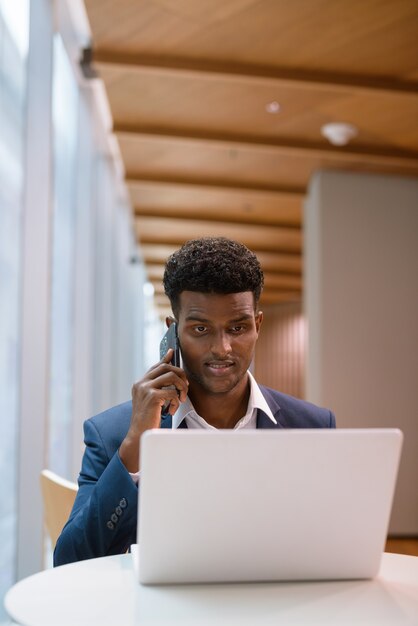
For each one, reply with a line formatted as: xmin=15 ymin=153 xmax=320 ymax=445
xmin=305 ymin=170 xmax=418 ymax=534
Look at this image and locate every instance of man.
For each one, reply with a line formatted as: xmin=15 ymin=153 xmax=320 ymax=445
xmin=54 ymin=237 xmax=335 ymax=566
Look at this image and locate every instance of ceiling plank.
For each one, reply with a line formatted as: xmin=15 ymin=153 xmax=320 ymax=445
xmin=264 ymin=273 xmax=302 ymax=290
xmin=153 ymin=290 xmax=300 ymax=309
xmin=147 ymin=267 xmax=301 ymax=290
xmin=117 ymin=127 xmax=418 ymax=168
xmin=259 ymin=291 xmax=301 ymax=305
xmin=153 ymin=282 xmax=301 ymax=296
xmin=120 ymin=136 xmax=418 ymax=190
xmin=98 ymin=63 xmax=418 ymax=152
xmin=135 ymin=216 xmax=301 ymax=253
xmin=85 ymin=0 xmax=418 ymax=82
xmin=140 ymin=244 xmax=302 ymax=274
xmin=127 ymin=175 xmax=305 ymax=195
xmin=129 ymin=179 xmax=303 ymax=227
xmin=93 ymin=52 xmax=418 ymax=96
xmin=128 ymin=178 xmax=304 ymax=196
xmin=133 ymin=205 xmax=301 ymax=228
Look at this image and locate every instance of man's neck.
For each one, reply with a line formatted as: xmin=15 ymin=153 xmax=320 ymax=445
xmin=188 ymin=375 xmax=251 ymax=429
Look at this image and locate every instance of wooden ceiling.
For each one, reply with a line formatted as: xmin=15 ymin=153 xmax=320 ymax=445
xmin=83 ymin=0 xmax=418 ymax=317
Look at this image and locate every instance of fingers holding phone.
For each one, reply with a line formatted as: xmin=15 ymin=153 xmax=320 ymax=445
xmin=130 ymin=349 xmax=188 ymax=426
xmin=119 ymin=330 xmax=188 ymax=473
xmin=141 ymin=349 xmax=188 ymax=410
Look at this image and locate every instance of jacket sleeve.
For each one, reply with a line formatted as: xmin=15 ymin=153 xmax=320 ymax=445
xmin=53 ymin=419 xmax=138 ymax=566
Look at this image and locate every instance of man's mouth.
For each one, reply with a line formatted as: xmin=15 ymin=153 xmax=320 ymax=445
xmin=206 ymin=361 xmax=234 ymax=373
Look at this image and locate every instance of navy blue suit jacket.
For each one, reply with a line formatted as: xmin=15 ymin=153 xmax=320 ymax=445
xmin=54 ymin=386 xmax=335 ymax=566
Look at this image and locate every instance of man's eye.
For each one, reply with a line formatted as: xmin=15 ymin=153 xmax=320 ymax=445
xmin=230 ymin=326 xmax=244 ymax=333
xmin=194 ymin=326 xmax=207 ymax=333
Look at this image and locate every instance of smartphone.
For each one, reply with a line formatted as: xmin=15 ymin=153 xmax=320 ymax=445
xmin=159 ymin=323 xmax=180 ymax=413
xmin=159 ymin=322 xmax=180 ymax=367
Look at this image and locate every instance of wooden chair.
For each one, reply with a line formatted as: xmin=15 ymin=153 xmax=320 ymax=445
xmin=40 ymin=469 xmax=78 ymax=548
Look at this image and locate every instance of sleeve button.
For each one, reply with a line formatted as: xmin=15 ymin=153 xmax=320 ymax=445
xmin=115 ymin=506 xmax=122 ymax=516
xmin=111 ymin=513 xmax=118 ymax=523
xmin=119 ymin=498 xmax=127 ymax=509
xmin=107 ymin=521 xmax=115 ymax=530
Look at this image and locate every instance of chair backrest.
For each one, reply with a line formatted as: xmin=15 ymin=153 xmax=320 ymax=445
xmin=40 ymin=469 xmax=78 ymax=548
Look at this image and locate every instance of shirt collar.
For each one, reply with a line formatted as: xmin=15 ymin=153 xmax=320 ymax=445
xmin=246 ymin=371 xmax=277 ymax=425
xmin=171 ymin=371 xmax=277 ymax=429
xmin=172 ymin=396 xmax=197 ymax=430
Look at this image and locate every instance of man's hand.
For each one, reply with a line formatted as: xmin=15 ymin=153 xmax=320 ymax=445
xmin=119 ymin=349 xmax=189 ymax=472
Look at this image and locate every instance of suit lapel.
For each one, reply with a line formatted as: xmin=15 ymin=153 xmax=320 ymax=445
xmin=256 ymin=409 xmax=281 ymax=429
xmin=257 ymin=388 xmax=284 ymax=429
xmin=163 ymin=411 xmax=277 ymax=429
xmin=161 ymin=386 xmax=281 ymax=430
xmin=160 ymin=413 xmax=172 ymax=428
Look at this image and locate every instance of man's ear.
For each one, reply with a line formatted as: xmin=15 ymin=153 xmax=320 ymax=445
xmin=255 ymin=311 xmax=263 ymax=334
xmin=166 ymin=316 xmax=175 ymax=328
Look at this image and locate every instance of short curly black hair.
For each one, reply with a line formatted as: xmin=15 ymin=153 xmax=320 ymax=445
xmin=163 ymin=237 xmax=264 ymax=316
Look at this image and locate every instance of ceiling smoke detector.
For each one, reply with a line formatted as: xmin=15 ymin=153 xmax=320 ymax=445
xmin=321 ymin=122 xmax=358 ymax=146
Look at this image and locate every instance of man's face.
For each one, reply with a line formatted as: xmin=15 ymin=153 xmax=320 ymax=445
xmin=174 ymin=291 xmax=263 ymax=397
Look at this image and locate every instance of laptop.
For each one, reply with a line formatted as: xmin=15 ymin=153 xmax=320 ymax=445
xmin=133 ymin=428 xmax=402 ymax=584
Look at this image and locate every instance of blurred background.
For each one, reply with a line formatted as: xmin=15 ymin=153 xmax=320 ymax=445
xmin=1 ymin=0 xmax=417 ymax=620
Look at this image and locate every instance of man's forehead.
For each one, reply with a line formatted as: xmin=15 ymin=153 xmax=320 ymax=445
xmin=178 ymin=291 xmax=256 ymax=318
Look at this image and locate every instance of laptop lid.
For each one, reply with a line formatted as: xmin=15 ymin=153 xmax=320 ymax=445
xmin=136 ymin=428 xmax=402 ymax=584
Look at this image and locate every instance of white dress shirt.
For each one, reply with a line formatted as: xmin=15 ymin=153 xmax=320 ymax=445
xmin=172 ymin=371 xmax=277 ymax=430
xmin=129 ymin=372 xmax=276 ymax=483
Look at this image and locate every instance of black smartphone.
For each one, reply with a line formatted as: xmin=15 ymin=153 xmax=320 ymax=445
xmin=159 ymin=323 xmax=181 ymax=413
xmin=159 ymin=322 xmax=180 ymax=367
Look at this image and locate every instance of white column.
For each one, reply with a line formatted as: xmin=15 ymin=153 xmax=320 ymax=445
xmin=92 ymin=156 xmax=115 ymax=413
xmin=17 ymin=0 xmax=53 ymax=578
xmin=71 ymin=90 xmax=94 ymax=480
xmin=114 ymin=203 xmax=135 ymax=404
xmin=304 ymin=170 xmax=418 ymax=534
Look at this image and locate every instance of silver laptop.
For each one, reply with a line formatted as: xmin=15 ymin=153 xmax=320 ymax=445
xmin=134 ymin=429 xmax=402 ymax=584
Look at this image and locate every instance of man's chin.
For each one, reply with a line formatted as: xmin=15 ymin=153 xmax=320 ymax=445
xmin=193 ymin=374 xmax=242 ymax=396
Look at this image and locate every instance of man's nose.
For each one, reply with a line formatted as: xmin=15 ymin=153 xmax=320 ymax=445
xmin=210 ymin=332 xmax=232 ymax=358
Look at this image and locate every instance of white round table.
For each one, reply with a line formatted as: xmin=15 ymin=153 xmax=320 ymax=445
xmin=5 ymin=552 xmax=418 ymax=625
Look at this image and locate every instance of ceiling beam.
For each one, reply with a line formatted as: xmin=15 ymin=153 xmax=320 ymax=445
xmin=264 ymin=273 xmax=302 ymax=290
xmin=140 ymin=244 xmax=301 ymax=273
xmin=129 ymin=179 xmax=303 ymax=226
xmin=126 ymin=174 xmax=306 ymax=196
xmin=135 ymin=216 xmax=301 ymax=253
xmin=117 ymin=127 xmax=418 ymax=169
xmin=153 ymin=290 xmax=300 ymax=309
xmin=127 ymin=178 xmax=304 ymax=198
xmin=259 ymin=291 xmax=301 ymax=305
xmin=91 ymin=50 xmax=418 ymax=97
xmin=147 ymin=267 xmax=302 ymax=290
xmin=133 ymin=205 xmax=301 ymax=228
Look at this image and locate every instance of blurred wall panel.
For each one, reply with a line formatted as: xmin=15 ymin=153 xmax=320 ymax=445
xmin=305 ymin=170 xmax=418 ymax=534
xmin=254 ymin=302 xmax=305 ymax=399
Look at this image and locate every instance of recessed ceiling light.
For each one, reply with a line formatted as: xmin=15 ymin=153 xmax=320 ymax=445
xmin=265 ymin=101 xmax=281 ymax=114
xmin=321 ymin=122 xmax=358 ymax=146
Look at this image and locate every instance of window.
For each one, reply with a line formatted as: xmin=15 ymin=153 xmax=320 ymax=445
xmin=0 ymin=0 xmax=29 ymax=615
xmin=48 ymin=34 xmax=79 ymax=477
